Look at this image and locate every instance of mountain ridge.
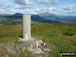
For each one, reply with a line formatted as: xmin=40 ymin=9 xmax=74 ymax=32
xmin=0 ymin=12 xmax=76 ymax=25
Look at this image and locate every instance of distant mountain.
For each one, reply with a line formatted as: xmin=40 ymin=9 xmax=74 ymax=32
xmin=37 ymin=12 xmax=76 ymax=23
xmin=13 ymin=13 xmax=60 ymax=23
xmin=0 ymin=12 xmax=76 ymax=25
xmin=13 ymin=13 xmax=23 ymax=16
xmin=60 ymin=16 xmax=76 ymax=23
xmin=31 ymin=15 xmax=60 ymax=23
xmin=37 ymin=12 xmax=61 ymax=21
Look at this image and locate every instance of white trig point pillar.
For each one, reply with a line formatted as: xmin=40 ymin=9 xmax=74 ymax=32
xmin=19 ymin=14 xmax=31 ymax=41
xmin=23 ymin=14 xmax=31 ymax=40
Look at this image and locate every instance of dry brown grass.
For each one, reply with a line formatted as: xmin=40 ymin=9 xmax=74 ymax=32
xmin=0 ymin=25 xmax=22 ymax=39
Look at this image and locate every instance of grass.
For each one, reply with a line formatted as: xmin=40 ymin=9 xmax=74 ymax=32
xmin=0 ymin=23 xmax=76 ymax=57
xmin=31 ymin=23 xmax=76 ymax=57
xmin=0 ymin=25 xmax=22 ymax=43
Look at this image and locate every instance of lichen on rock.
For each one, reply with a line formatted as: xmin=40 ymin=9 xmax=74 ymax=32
xmin=0 ymin=38 xmax=51 ymax=57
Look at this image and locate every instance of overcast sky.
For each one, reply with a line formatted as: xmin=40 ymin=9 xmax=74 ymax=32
xmin=0 ymin=0 xmax=76 ymax=16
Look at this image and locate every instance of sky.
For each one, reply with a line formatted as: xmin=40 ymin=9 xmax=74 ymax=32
xmin=0 ymin=0 xmax=76 ymax=16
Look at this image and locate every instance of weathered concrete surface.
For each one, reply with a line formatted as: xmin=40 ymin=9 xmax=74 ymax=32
xmin=19 ymin=14 xmax=31 ymax=41
xmin=23 ymin=14 xmax=31 ymax=39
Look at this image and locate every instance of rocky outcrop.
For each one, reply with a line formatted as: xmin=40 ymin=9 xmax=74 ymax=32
xmin=0 ymin=38 xmax=51 ymax=57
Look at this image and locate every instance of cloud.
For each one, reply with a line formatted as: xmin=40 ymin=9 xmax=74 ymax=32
xmin=63 ymin=5 xmax=73 ymax=10
xmin=0 ymin=0 xmax=14 ymax=9
xmin=38 ymin=0 xmax=51 ymax=4
xmin=0 ymin=0 xmax=76 ymax=16
xmin=14 ymin=0 xmax=34 ymax=5
xmin=61 ymin=5 xmax=76 ymax=15
xmin=0 ymin=0 xmax=34 ymax=14
xmin=48 ymin=7 xmax=61 ymax=11
xmin=53 ymin=0 xmax=59 ymax=4
xmin=0 ymin=4 xmax=13 ymax=9
xmin=34 ymin=7 xmax=60 ymax=14
xmin=29 ymin=7 xmax=61 ymax=14
xmin=25 ymin=9 xmax=38 ymax=14
xmin=38 ymin=0 xmax=59 ymax=4
xmin=35 ymin=7 xmax=48 ymax=13
xmin=15 ymin=5 xmax=34 ymax=9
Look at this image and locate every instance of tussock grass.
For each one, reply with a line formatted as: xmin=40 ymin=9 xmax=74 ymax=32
xmin=0 ymin=23 xmax=76 ymax=57
xmin=0 ymin=25 xmax=22 ymax=43
xmin=31 ymin=23 xmax=76 ymax=57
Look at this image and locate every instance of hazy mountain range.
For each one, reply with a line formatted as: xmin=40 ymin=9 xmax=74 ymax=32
xmin=13 ymin=12 xmax=76 ymax=23
xmin=0 ymin=12 xmax=76 ymax=25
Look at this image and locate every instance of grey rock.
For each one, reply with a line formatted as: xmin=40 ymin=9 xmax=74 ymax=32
xmin=0 ymin=38 xmax=51 ymax=57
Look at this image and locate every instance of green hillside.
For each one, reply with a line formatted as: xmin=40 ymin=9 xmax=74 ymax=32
xmin=0 ymin=16 xmax=44 ymax=25
xmin=0 ymin=23 xmax=76 ymax=57
xmin=0 ymin=15 xmax=60 ymax=25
